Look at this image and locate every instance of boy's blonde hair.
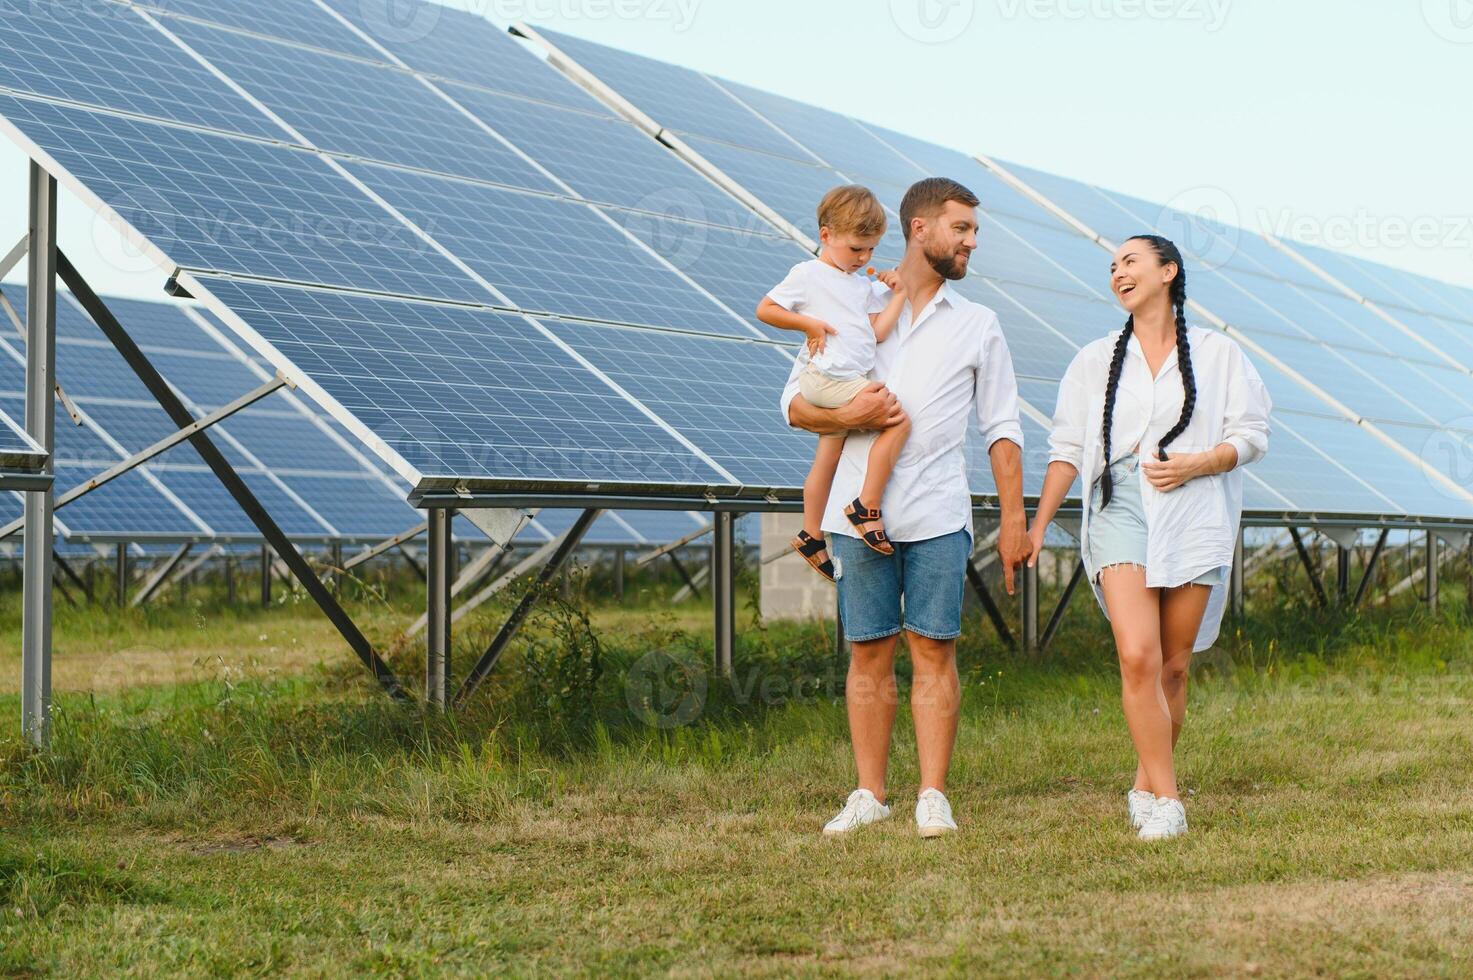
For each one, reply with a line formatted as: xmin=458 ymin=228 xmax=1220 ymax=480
xmin=816 ymin=185 xmax=887 ymax=239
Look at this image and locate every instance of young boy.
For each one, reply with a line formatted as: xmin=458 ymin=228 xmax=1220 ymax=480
xmin=757 ymin=185 xmax=911 ymax=580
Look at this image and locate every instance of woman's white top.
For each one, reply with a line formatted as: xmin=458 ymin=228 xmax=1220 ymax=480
xmin=1048 ymin=325 xmax=1272 ymax=651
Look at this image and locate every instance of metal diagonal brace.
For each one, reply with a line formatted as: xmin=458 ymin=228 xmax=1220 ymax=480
xmin=57 ymin=250 xmax=408 ymax=702
xmin=452 ymin=508 xmax=600 ymax=709
xmin=1039 ymin=559 xmax=1086 ymax=653
xmin=343 ymin=521 xmax=429 ymax=572
xmin=1288 ymin=527 xmax=1328 ymax=608
xmin=966 ymin=560 xmax=1015 ymax=648
xmin=131 ymin=543 xmax=193 ymax=607
xmin=1353 ymin=528 xmax=1389 ymax=608
xmin=0 ymin=375 xmax=287 ymax=542
xmin=636 ymin=522 xmax=713 ymax=566
xmin=0 ymin=285 xmax=83 ymax=426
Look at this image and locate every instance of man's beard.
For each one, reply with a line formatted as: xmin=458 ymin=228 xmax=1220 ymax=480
xmin=925 ymin=244 xmax=970 ymax=280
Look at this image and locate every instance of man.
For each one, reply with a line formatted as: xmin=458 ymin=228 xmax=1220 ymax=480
xmin=780 ymin=177 xmax=1028 ymax=837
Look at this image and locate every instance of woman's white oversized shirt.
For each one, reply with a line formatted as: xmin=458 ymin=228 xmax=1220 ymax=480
xmin=1048 ymin=326 xmax=1272 ymax=652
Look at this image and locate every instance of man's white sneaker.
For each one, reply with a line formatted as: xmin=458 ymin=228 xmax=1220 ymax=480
xmin=1137 ymin=796 xmax=1187 ymax=840
xmin=915 ymin=787 xmax=958 ymax=838
xmin=1127 ymin=789 xmax=1156 ymax=830
xmin=823 ymin=788 xmax=891 ymax=835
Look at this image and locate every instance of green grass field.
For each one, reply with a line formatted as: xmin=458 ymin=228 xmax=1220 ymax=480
xmin=0 ymin=558 xmax=1471 ymax=976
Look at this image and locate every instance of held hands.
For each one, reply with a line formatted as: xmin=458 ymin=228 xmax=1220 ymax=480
xmin=1140 ymin=450 xmax=1207 ymax=492
xmin=996 ymin=514 xmax=1030 ymax=596
xmin=803 ymin=318 xmax=838 ymax=355
xmin=1023 ymin=521 xmax=1045 ymax=570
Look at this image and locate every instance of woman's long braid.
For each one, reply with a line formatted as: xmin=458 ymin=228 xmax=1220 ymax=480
xmin=1155 ymin=257 xmax=1195 ymax=460
xmin=1098 ymin=316 xmax=1134 ymax=509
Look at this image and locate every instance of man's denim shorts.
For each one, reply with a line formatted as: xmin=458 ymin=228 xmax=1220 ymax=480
xmin=1089 ymin=452 xmax=1224 ymax=587
xmin=831 ymin=528 xmax=972 ymax=642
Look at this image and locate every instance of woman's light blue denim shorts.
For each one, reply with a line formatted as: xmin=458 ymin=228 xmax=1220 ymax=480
xmin=1088 ymin=452 xmax=1224 ymax=588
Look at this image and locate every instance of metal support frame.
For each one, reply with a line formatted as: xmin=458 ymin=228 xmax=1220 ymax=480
xmin=667 ymin=550 xmax=701 ymax=598
xmin=425 ymin=508 xmax=452 ymax=709
xmin=259 ymin=544 xmax=272 ymax=607
xmin=1354 ymin=528 xmax=1389 ymax=608
xmin=965 ymin=560 xmax=1014 ymax=648
xmin=1039 ymin=559 xmax=1085 ymax=653
xmin=636 ymin=522 xmax=714 ymax=566
xmin=1336 ymin=544 xmax=1352 ymax=602
xmin=1021 ymin=558 xmax=1040 ymax=652
xmin=59 ymin=252 xmax=407 ymax=700
xmin=1230 ymin=531 xmax=1245 ymax=619
xmin=131 ymin=543 xmax=192 ymax=607
xmin=224 ymin=555 xmax=235 ymax=604
xmin=613 ymin=547 xmax=625 ymax=600
xmin=712 ymin=511 xmax=735 ymax=677
xmin=452 ymin=509 xmax=601 ymax=709
xmin=22 ymin=164 xmax=56 ymax=747
xmin=397 ymin=543 xmax=426 ymax=581
xmin=1426 ymin=531 xmax=1439 ymax=615
xmin=115 ymin=542 xmax=128 ymax=606
xmin=1288 ymin=527 xmax=1328 ymax=608
xmin=53 ymin=551 xmax=90 ymax=603
xmin=343 ymin=521 xmax=428 ymax=572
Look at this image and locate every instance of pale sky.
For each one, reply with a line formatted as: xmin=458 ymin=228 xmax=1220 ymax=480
xmin=3 ymin=0 xmax=1470 ymax=299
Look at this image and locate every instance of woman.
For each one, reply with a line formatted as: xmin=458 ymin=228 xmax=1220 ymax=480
xmin=1027 ymin=234 xmax=1271 ymax=840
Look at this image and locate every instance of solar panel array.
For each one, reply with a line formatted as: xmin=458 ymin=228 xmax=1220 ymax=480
xmin=0 ymin=3 xmax=1468 ymax=523
xmin=0 ymin=401 xmax=45 ymax=475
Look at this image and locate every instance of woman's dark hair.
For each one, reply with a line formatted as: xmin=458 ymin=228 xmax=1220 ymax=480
xmin=1099 ymin=234 xmax=1196 ymax=508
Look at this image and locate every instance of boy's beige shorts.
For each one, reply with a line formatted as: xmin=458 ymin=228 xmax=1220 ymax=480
xmin=798 ymin=365 xmax=870 ymax=437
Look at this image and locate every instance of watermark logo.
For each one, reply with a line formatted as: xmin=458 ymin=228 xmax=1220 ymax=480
xmin=92 ymin=186 xmax=174 ymax=277
xmin=994 ymin=0 xmax=1231 ymax=31
xmin=624 ymin=649 xmax=707 ymax=728
xmin=1156 ymin=185 xmax=1241 ymax=271
xmin=1259 ymin=208 xmax=1473 ymax=258
xmin=1422 ymin=0 xmax=1473 ymax=43
xmin=1419 ymin=418 xmax=1473 ymax=500
xmin=891 ymin=0 xmax=977 ymax=43
xmin=356 ymin=0 xmax=444 ymax=43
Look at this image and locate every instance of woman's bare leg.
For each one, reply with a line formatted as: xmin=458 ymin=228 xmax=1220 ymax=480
xmin=1099 ymin=565 xmax=1177 ymax=801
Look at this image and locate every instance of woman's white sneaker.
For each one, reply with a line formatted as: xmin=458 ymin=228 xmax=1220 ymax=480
xmin=1137 ymin=796 xmax=1187 ymax=840
xmin=1127 ymin=789 xmax=1156 ymax=830
xmin=915 ymin=787 xmax=958 ymax=838
xmin=823 ymin=788 xmax=891 ymax=835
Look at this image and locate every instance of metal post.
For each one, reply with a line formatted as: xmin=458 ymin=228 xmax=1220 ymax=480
xmin=712 ymin=512 xmax=735 ymax=677
xmin=21 ymin=164 xmax=56 ymax=748
xmin=613 ymin=547 xmax=625 ymax=601
xmin=1336 ymin=544 xmax=1351 ymax=602
xmin=425 ymin=508 xmax=452 ymax=709
xmin=330 ymin=539 xmax=343 ymax=592
xmin=115 ymin=543 xmax=128 ymax=606
xmin=1426 ymin=531 xmax=1439 ymax=615
xmin=1021 ymin=558 xmax=1039 ymax=652
xmin=260 ymin=543 xmax=271 ymax=608
xmin=1353 ymin=528 xmax=1389 ymax=608
xmin=1230 ymin=530 xmax=1245 ymax=619
xmin=224 ymin=555 xmax=235 ymax=604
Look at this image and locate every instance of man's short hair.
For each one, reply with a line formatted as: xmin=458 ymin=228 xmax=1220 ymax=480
xmin=816 ymin=184 xmax=888 ymax=238
xmin=899 ymin=178 xmax=980 ymax=240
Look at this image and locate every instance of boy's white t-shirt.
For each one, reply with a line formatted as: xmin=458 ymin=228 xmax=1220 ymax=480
xmin=765 ymin=259 xmax=889 ymax=380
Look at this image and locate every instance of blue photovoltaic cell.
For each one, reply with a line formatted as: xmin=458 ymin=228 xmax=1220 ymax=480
xmin=441 ymin=81 xmax=756 ymax=232
xmin=347 ymin=161 xmax=749 ymax=337
xmin=983 ymin=212 xmax=1115 ymax=298
xmin=964 ymin=414 xmax=1051 ymax=499
xmin=320 ymin=1 xmax=606 ymax=113
xmin=547 ymin=320 xmax=811 ymax=489
xmin=720 ymin=80 xmax=929 ymax=191
xmin=283 ymin=474 xmax=417 ymax=538
xmin=0 ymin=0 xmax=280 ymax=138
xmin=537 ymin=29 xmax=806 ymax=158
xmin=953 ymin=279 xmax=1085 ymax=381
xmin=48 ymin=463 xmax=205 ymax=538
xmin=0 ymin=95 xmax=482 ymax=302
xmin=663 ymin=135 xmax=845 ymax=236
xmin=608 ymin=211 xmax=812 ymax=343
xmin=133 ymin=0 xmax=386 ymax=61
xmin=167 ymin=21 xmax=560 ymax=194
xmin=973 ymin=278 xmax=1117 ymax=352
xmin=1243 ymin=333 xmax=1434 ymax=427
xmin=197 ymin=277 xmax=728 ymax=488
xmin=996 ymin=161 xmax=1150 ymax=247
xmin=1237 ymin=421 xmax=1395 ymax=514
xmin=861 ymin=125 xmax=1049 ymax=224
xmin=0 ymin=404 xmax=44 ymax=470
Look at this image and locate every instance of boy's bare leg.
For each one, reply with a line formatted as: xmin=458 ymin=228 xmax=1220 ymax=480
xmin=859 ymin=416 xmax=912 ymax=512
xmin=803 ymin=435 xmax=846 ymax=537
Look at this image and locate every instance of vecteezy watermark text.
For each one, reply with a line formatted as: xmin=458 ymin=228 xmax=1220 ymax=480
xmin=995 ymin=0 xmax=1231 ymax=31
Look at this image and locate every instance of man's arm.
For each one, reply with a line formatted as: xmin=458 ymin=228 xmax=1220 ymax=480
xmin=976 ymin=315 xmax=1028 ymax=595
xmin=788 ymin=383 xmax=906 ymax=434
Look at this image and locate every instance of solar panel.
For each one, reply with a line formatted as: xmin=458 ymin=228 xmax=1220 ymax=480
xmin=320 ymin=0 xmax=606 ymax=113
xmin=163 ymin=21 xmax=562 ymax=195
xmin=0 ymin=0 xmax=281 ymax=139
xmin=344 ymin=161 xmax=753 ymax=337
xmin=131 ymin=0 xmax=388 ymax=62
xmin=0 ymin=94 xmax=484 ymax=301
xmin=196 ymin=276 xmax=730 ymax=490
xmin=545 ymin=320 xmax=811 ymax=489
xmin=0 ymin=403 xmax=45 ymax=472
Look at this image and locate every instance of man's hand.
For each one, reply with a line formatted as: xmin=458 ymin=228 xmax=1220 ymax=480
xmin=804 ymin=319 xmax=837 ymax=355
xmin=1140 ymin=451 xmax=1208 ymax=492
xmin=996 ymin=513 xmax=1029 ymax=596
xmin=837 ymin=381 xmax=906 ymax=431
